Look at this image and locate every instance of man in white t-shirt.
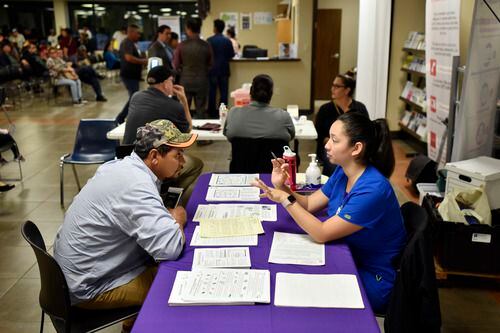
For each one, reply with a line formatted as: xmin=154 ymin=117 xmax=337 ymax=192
xmin=112 ymin=26 xmax=127 ymax=51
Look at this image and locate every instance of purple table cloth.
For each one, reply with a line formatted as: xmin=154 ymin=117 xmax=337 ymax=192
xmin=132 ymin=173 xmax=380 ymax=333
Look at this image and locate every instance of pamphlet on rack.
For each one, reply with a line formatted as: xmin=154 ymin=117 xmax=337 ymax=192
xmin=199 ymin=216 xmax=264 ymax=238
xmin=193 ymin=204 xmax=277 ymax=222
xmin=209 ymin=174 xmax=259 ymax=187
xmin=192 ymin=247 xmax=251 ymax=270
xmin=268 ymin=232 xmax=325 ymax=266
xmin=274 ymin=273 xmax=364 ymax=309
xmin=168 ymin=269 xmax=270 ymax=306
xmin=206 ymin=186 xmax=261 ymax=202
xmin=190 ymin=226 xmax=258 ymax=246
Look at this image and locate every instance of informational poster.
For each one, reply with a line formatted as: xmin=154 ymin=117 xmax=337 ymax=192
xmin=254 ymin=12 xmax=273 ymax=25
xmin=451 ymin=0 xmax=500 ymax=161
xmin=240 ymin=13 xmax=252 ymax=30
xmin=220 ymin=12 xmax=239 ymax=34
xmin=158 ymin=16 xmax=181 ymax=40
xmin=425 ymin=0 xmax=460 ymax=165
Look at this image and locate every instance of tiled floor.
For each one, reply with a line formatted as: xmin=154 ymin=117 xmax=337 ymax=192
xmin=0 ymin=78 xmax=498 ymax=332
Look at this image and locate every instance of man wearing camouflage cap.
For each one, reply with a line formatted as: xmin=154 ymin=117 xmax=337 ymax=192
xmin=54 ymin=119 xmax=197 ymax=332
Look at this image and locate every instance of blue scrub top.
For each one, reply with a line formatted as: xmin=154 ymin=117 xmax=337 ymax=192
xmin=321 ymin=165 xmax=406 ymax=312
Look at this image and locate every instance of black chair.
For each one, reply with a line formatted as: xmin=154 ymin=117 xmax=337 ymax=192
xmin=21 ymin=221 xmax=140 ymax=333
xmin=384 ymin=202 xmax=441 ymax=333
xmin=229 ymin=137 xmax=288 ymax=173
xmin=0 ymin=87 xmax=23 ymax=181
xmin=115 ymin=144 xmax=135 ymax=159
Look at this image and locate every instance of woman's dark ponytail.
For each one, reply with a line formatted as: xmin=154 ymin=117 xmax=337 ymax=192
xmin=337 ymin=113 xmax=395 ymax=178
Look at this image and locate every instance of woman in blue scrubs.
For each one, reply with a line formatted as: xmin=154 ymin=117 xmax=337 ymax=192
xmin=253 ymin=112 xmax=406 ymax=313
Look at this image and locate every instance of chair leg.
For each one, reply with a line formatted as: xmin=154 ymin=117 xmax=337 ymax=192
xmin=17 ymin=159 xmax=23 ymax=181
xmin=71 ymin=164 xmax=81 ymax=191
xmin=40 ymin=310 xmax=44 ymax=333
xmin=60 ymin=161 xmax=65 ymax=207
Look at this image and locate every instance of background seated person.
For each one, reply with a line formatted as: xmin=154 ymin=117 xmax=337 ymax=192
xmin=54 ymin=119 xmax=196 ymax=332
xmin=76 ymin=45 xmax=107 ymax=102
xmin=123 ymin=66 xmax=202 ymax=206
xmin=315 ymin=72 xmax=368 ymax=176
xmin=223 ymin=74 xmax=295 ymax=143
xmin=103 ymin=40 xmax=120 ymax=70
xmin=46 ymin=47 xmax=85 ymax=106
xmin=253 ymin=112 xmax=406 ymax=314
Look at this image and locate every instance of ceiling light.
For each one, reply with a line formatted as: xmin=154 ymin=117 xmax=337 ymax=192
xmin=191 ymin=14 xmax=199 ymax=18
xmin=160 ymin=8 xmax=172 ymax=12
xmin=139 ymin=9 xmax=150 ymax=13
xmin=96 ymin=6 xmax=105 ymax=11
xmin=138 ymin=5 xmax=149 ymax=8
xmin=81 ymin=4 xmax=93 ymax=8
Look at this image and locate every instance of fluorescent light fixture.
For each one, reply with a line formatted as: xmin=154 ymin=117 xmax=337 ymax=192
xmin=181 ymin=11 xmax=187 ymax=15
xmin=160 ymin=8 xmax=172 ymax=12
xmin=96 ymin=6 xmax=105 ymax=10
xmin=131 ymin=11 xmax=137 ymax=14
xmin=133 ymin=15 xmax=142 ymax=20
xmin=4 ymin=4 xmax=8 ymax=8
xmin=139 ymin=9 xmax=150 ymax=13
xmin=82 ymin=4 xmax=93 ymax=8
xmin=176 ymin=11 xmax=181 ymax=14
xmin=191 ymin=14 xmax=199 ymax=18
xmin=152 ymin=14 xmax=158 ymax=18
xmin=138 ymin=5 xmax=149 ymax=8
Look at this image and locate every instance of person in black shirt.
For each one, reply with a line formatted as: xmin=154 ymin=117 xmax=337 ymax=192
xmin=315 ymin=73 xmax=369 ymax=176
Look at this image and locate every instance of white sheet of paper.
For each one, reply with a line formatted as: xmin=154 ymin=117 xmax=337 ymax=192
xmin=199 ymin=216 xmax=264 ymax=238
xmin=268 ymin=232 xmax=325 ymax=266
xmin=192 ymin=247 xmax=251 ymax=270
xmin=206 ymin=187 xmax=261 ymax=202
xmin=274 ymin=273 xmax=365 ymax=309
xmin=209 ymin=174 xmax=259 ymax=187
xmin=190 ymin=226 xmax=258 ymax=246
xmin=193 ymin=204 xmax=277 ymax=222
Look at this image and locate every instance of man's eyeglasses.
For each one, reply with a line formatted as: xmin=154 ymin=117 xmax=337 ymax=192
xmin=332 ymin=84 xmax=345 ymax=89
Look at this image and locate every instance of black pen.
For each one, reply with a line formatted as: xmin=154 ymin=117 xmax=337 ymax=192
xmin=270 ymin=151 xmax=290 ymax=178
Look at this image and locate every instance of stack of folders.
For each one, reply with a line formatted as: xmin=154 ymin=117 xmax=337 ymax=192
xmin=205 ymin=174 xmax=261 ymax=202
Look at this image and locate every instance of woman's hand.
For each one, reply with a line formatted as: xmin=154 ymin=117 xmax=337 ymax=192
xmin=252 ymin=178 xmax=289 ymax=203
xmin=271 ymin=158 xmax=289 ymax=189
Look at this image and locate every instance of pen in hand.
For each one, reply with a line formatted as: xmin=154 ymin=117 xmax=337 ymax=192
xmin=270 ymin=151 xmax=290 ymax=179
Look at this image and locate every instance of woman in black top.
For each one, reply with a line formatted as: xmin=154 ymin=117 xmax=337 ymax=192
xmin=314 ymin=73 xmax=369 ymax=176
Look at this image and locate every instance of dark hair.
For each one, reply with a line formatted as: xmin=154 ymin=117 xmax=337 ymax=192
xmin=170 ymin=32 xmax=179 ymax=41
xmin=128 ymin=24 xmax=140 ymax=31
xmin=152 ymin=25 xmax=170 ymax=42
xmin=186 ymin=18 xmax=201 ymax=34
xmin=134 ymin=143 xmax=171 ymax=159
xmin=336 ymin=112 xmax=395 ymax=178
xmin=226 ymin=28 xmax=236 ymax=38
xmin=214 ymin=19 xmax=225 ymax=33
xmin=250 ymin=74 xmax=273 ymax=104
xmin=336 ymin=73 xmax=356 ymax=97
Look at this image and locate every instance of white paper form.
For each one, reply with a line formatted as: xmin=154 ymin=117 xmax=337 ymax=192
xmin=268 ymin=232 xmax=325 ymax=266
xmin=182 ymin=269 xmax=270 ymax=304
xmin=190 ymin=226 xmax=258 ymax=247
xmin=206 ymin=187 xmax=261 ymax=202
xmin=199 ymin=217 xmax=264 ymax=238
xmin=209 ymin=174 xmax=259 ymax=187
xmin=274 ymin=273 xmax=365 ymax=309
xmin=192 ymin=247 xmax=251 ymax=270
xmin=193 ymin=204 xmax=277 ymax=222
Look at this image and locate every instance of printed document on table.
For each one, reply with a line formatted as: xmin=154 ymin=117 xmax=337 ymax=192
xmin=190 ymin=226 xmax=258 ymax=246
xmin=274 ymin=273 xmax=364 ymax=309
xmin=268 ymin=232 xmax=325 ymax=266
xmin=209 ymin=173 xmax=259 ymax=187
xmin=193 ymin=204 xmax=277 ymax=222
xmin=206 ymin=187 xmax=261 ymax=202
xmin=192 ymin=247 xmax=251 ymax=270
xmin=199 ymin=217 xmax=264 ymax=238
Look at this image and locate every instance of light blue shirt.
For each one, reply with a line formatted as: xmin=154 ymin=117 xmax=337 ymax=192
xmin=54 ymin=152 xmax=184 ymax=304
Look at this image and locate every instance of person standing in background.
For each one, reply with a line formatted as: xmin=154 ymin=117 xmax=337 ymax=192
xmin=207 ymin=19 xmax=234 ymax=118
xmin=59 ymin=28 xmax=79 ymax=64
xmin=226 ymin=28 xmax=240 ymax=57
xmin=148 ymin=25 xmax=174 ymax=70
xmin=169 ymin=32 xmax=179 ymax=50
xmin=47 ymin=29 xmax=58 ymax=47
xmin=115 ymin=24 xmax=147 ymax=124
xmin=112 ymin=26 xmax=127 ymax=51
xmin=173 ymin=18 xmax=212 ymax=119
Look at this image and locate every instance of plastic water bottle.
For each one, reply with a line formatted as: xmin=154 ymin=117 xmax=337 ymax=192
xmin=282 ymin=146 xmax=297 ymax=191
xmin=219 ymin=103 xmax=228 ymax=129
xmin=305 ymin=153 xmax=321 ymax=187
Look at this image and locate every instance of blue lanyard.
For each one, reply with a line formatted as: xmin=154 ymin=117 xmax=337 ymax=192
xmin=335 ymin=191 xmax=349 ymax=216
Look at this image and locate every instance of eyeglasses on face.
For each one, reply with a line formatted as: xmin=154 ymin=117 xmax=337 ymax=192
xmin=332 ymin=84 xmax=345 ymax=89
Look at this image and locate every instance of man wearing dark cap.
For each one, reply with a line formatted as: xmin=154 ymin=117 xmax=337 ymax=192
xmin=54 ymin=120 xmax=197 ymax=332
xmin=124 ymin=66 xmax=203 ymax=205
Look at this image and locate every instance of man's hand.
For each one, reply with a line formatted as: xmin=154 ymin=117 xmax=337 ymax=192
xmin=168 ymin=206 xmax=187 ymax=229
xmin=173 ymin=84 xmax=187 ymax=104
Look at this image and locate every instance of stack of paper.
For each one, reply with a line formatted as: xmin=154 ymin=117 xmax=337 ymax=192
xmin=206 ymin=187 xmax=261 ymax=202
xmin=268 ymin=232 xmax=325 ymax=266
xmin=274 ymin=273 xmax=364 ymax=309
xmin=168 ymin=269 xmax=270 ymax=306
xmin=190 ymin=226 xmax=258 ymax=246
xmin=192 ymin=247 xmax=251 ymax=270
xmin=193 ymin=204 xmax=277 ymax=222
xmin=209 ymin=174 xmax=259 ymax=187
xmin=199 ymin=216 xmax=264 ymax=238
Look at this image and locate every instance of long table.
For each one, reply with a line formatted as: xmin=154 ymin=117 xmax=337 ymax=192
xmin=107 ymin=119 xmax=318 ymax=141
xmin=131 ymin=173 xmax=379 ymax=333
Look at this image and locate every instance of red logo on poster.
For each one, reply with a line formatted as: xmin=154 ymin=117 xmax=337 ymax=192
xmin=430 ymin=96 xmax=437 ymax=113
xmin=430 ymin=131 xmax=437 ymax=148
xmin=430 ymin=59 xmax=437 ymax=76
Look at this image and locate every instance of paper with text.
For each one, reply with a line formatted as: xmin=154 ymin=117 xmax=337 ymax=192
xmin=199 ymin=217 xmax=264 ymax=238
xmin=193 ymin=204 xmax=277 ymax=222
xmin=209 ymin=174 xmax=259 ymax=187
xmin=192 ymin=247 xmax=251 ymax=270
xmin=206 ymin=187 xmax=261 ymax=202
xmin=268 ymin=232 xmax=325 ymax=266
xmin=190 ymin=226 xmax=258 ymax=246
xmin=274 ymin=273 xmax=364 ymax=308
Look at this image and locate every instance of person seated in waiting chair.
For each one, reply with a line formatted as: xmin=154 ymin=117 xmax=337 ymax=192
xmin=223 ymin=74 xmax=295 ymax=142
xmin=75 ymin=45 xmax=107 ymax=102
xmin=53 ymin=119 xmax=197 ymax=333
xmin=103 ymin=40 xmax=121 ymax=70
xmin=252 ymin=112 xmax=406 ymax=314
xmin=46 ymin=47 xmax=86 ymax=106
xmin=0 ymin=127 xmax=24 ymax=163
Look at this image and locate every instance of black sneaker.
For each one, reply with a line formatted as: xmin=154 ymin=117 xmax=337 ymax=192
xmin=96 ymin=95 xmax=108 ymax=102
xmin=0 ymin=183 xmax=15 ymax=192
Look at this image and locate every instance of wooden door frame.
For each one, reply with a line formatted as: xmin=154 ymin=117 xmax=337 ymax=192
xmin=309 ymin=0 xmax=319 ymax=114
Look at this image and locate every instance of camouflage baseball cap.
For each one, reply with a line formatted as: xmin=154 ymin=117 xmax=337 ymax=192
xmin=135 ymin=119 xmax=197 ymax=152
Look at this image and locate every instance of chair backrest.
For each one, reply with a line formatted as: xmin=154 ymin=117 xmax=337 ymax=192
xmin=21 ymin=221 xmax=72 ymax=323
xmin=229 ymin=137 xmax=288 ymax=173
xmin=115 ymin=144 xmax=135 ymax=159
xmin=71 ymin=119 xmax=119 ymax=162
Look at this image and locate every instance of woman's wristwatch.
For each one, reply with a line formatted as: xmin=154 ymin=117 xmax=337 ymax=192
xmin=281 ymin=195 xmax=297 ymax=209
